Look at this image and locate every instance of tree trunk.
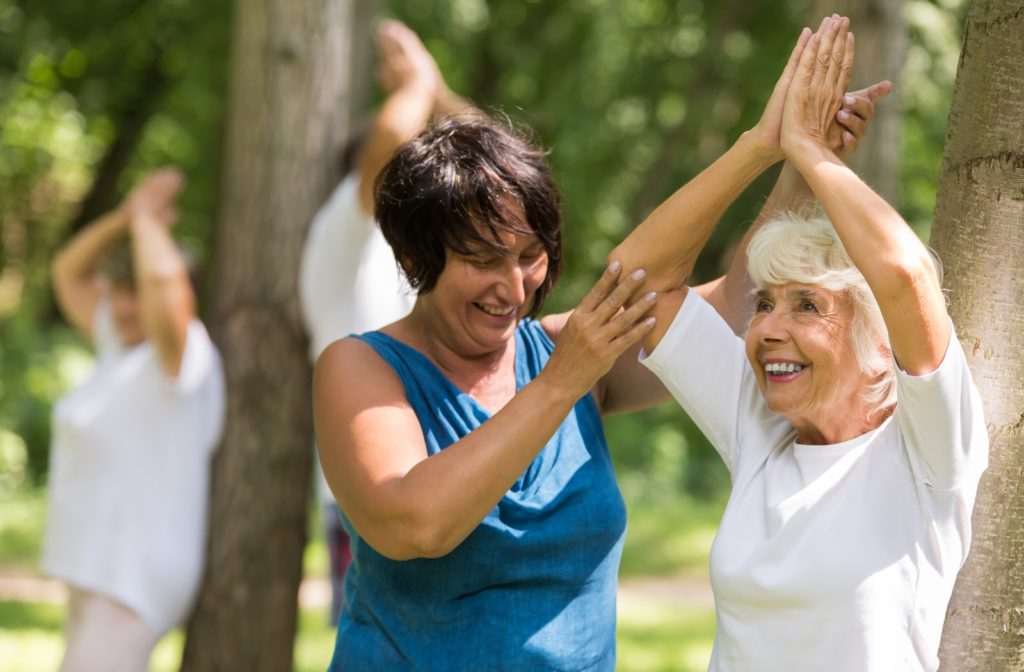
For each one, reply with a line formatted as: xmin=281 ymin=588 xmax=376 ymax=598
xmin=812 ymin=0 xmax=906 ymax=205
xmin=931 ymin=1 xmax=1024 ymax=669
xmin=347 ymin=0 xmax=387 ymax=123
xmin=179 ymin=0 xmax=352 ymax=669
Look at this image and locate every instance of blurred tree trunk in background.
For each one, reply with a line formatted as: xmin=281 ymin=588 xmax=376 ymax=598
xmin=812 ymin=0 xmax=906 ymax=205
xmin=348 ymin=0 xmax=387 ymax=123
xmin=931 ymin=0 xmax=1024 ymax=668
xmin=179 ymin=0 xmax=357 ymax=668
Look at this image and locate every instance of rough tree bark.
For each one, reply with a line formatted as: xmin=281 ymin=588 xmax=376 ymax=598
xmin=813 ymin=0 xmax=906 ymax=205
xmin=931 ymin=1 xmax=1024 ymax=669
xmin=179 ymin=0 xmax=353 ymax=669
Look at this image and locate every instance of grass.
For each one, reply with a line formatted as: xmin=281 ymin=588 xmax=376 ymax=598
xmin=0 ymin=489 xmax=47 ymax=569
xmin=0 ymin=486 xmax=722 ymax=670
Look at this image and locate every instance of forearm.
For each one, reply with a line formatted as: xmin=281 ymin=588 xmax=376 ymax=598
xmin=705 ymin=161 xmax=816 ymax=334
xmin=379 ymin=373 xmax=583 ymax=558
xmin=52 ymin=206 xmax=131 ymax=336
xmin=356 ymin=83 xmax=436 ymax=211
xmin=790 ymin=143 xmax=949 ymax=370
xmin=433 ymin=85 xmax=476 ymax=119
xmin=53 ymin=207 xmax=128 ymax=281
xmin=130 ymin=214 xmax=194 ymax=371
xmin=610 ymin=131 xmax=777 ymax=291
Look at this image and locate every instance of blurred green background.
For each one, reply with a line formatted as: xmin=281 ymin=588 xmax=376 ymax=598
xmin=0 ymin=0 xmax=966 ymax=669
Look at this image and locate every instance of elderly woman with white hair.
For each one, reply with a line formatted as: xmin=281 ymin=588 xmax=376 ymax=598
xmin=612 ymin=16 xmax=987 ymax=671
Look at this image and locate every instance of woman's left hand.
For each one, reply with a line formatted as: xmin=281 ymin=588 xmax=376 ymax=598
xmin=833 ymin=80 xmax=892 ymax=158
xmin=780 ymin=16 xmax=855 ymax=160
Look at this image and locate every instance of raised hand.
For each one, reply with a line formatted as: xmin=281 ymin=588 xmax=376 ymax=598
xmin=123 ymin=167 xmax=184 ymax=229
xmin=781 ymin=15 xmax=855 ymax=159
xmin=375 ymin=20 xmax=442 ymax=97
xmin=541 ymin=263 xmax=657 ymax=398
xmin=748 ymin=27 xmax=813 ymax=162
xmin=833 ymin=80 xmax=892 ymax=158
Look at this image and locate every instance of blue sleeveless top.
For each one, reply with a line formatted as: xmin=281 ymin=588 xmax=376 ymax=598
xmin=328 ymin=318 xmax=627 ymax=671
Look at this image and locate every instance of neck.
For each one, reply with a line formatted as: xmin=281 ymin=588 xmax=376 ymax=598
xmin=791 ymin=403 xmax=894 ymax=446
xmin=398 ymin=301 xmax=515 ymax=383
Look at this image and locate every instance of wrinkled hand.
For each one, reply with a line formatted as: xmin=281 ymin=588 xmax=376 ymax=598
xmin=748 ymin=26 xmax=813 ymax=162
xmin=831 ymin=79 xmax=892 ymax=158
xmin=780 ymin=15 xmax=855 ymax=159
xmin=122 ymin=167 xmax=184 ymax=228
xmin=541 ymin=264 xmax=657 ymax=398
xmin=375 ymin=20 xmax=442 ymax=96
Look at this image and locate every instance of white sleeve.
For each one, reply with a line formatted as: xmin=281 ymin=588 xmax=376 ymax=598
xmin=165 ymin=320 xmax=227 ymax=451
xmin=895 ymin=326 xmax=989 ymax=491
xmin=641 ymin=290 xmax=771 ymax=474
xmin=298 ymin=175 xmax=376 ymax=361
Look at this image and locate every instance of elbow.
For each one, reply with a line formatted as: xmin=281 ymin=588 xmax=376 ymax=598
xmin=393 ymin=511 xmax=462 ymax=560
xmin=883 ymin=252 xmax=942 ymax=301
xmin=348 ymin=501 xmax=464 ymax=561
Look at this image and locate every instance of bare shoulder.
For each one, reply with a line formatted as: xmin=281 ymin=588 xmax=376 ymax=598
xmin=314 ymin=336 xmax=407 ymax=410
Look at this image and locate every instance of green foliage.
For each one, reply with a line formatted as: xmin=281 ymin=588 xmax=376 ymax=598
xmin=1 ymin=0 xmax=965 ymax=499
xmin=0 ymin=0 xmax=230 ymax=483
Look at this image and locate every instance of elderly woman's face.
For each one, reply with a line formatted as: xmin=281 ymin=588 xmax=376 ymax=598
xmin=425 ymin=214 xmax=549 ymax=357
xmin=744 ymin=283 xmax=872 ymax=435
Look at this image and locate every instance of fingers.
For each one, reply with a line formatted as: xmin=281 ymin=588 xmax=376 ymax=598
xmin=836 ymin=106 xmax=866 ymax=138
xmin=794 ymin=19 xmax=827 ymax=87
xmin=815 ymin=17 xmax=847 ymax=93
xmin=610 ymin=289 xmax=657 ymax=340
xmin=577 ymin=262 xmax=623 ymax=314
xmin=839 ymin=130 xmax=858 ymax=155
xmin=838 ymin=32 xmax=855 ymax=96
xmin=783 ymin=27 xmax=813 ymax=82
xmin=593 ymin=268 xmax=650 ymax=324
xmin=864 ymin=79 xmax=893 ymax=103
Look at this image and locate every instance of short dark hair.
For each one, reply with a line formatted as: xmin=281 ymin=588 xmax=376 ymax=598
xmin=374 ymin=115 xmax=562 ymax=317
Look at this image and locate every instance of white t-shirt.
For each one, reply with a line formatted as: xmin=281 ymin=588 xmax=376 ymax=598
xmin=642 ymin=290 xmax=988 ymax=672
xmin=42 ymin=299 xmax=226 ymax=635
xmin=299 ymin=174 xmax=414 ymax=504
xmin=299 ymin=174 xmax=413 ymax=363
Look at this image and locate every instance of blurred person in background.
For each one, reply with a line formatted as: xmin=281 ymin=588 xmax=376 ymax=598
xmin=43 ymin=168 xmax=225 ymax=672
xmin=298 ymin=19 xmax=474 ymax=626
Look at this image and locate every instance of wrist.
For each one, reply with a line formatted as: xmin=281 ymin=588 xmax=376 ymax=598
xmin=737 ymin=130 xmax=783 ymax=169
xmin=783 ymin=138 xmax=838 ymax=171
xmin=533 ymin=365 xmax=588 ymax=407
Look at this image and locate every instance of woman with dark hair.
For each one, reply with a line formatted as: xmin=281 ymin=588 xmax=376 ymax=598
xmin=313 ymin=52 xmax=880 ymax=669
xmin=314 ymin=116 xmax=660 ymax=670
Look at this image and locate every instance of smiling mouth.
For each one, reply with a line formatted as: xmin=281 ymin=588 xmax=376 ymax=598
xmin=473 ymin=302 xmax=516 ymax=317
xmin=764 ymin=362 xmax=806 ymax=378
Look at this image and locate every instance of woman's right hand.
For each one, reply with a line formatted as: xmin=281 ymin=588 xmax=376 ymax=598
xmin=780 ymin=16 xmax=855 ymax=161
xmin=540 ymin=263 xmax=657 ymax=399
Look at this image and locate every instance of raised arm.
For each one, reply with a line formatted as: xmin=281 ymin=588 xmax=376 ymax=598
xmin=780 ymin=18 xmax=948 ymax=375
xmin=355 ymin=21 xmax=476 ymax=214
xmin=609 ymin=27 xmax=819 ymax=355
xmin=699 ymin=79 xmax=893 ymax=335
xmin=314 ymin=266 xmax=655 ymax=560
xmin=52 ymin=207 xmax=130 ymax=341
xmin=125 ymin=168 xmax=195 ymax=377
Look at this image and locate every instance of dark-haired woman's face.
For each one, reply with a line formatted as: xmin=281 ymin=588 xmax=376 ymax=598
xmin=424 ymin=223 xmax=549 ymax=357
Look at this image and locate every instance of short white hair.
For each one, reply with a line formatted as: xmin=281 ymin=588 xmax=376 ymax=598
xmin=746 ymin=212 xmax=895 ymax=411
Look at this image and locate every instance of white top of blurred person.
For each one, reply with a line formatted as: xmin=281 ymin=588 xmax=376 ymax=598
xmin=300 ymin=174 xmax=413 ymax=362
xmin=43 ymin=298 xmax=225 ymax=634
